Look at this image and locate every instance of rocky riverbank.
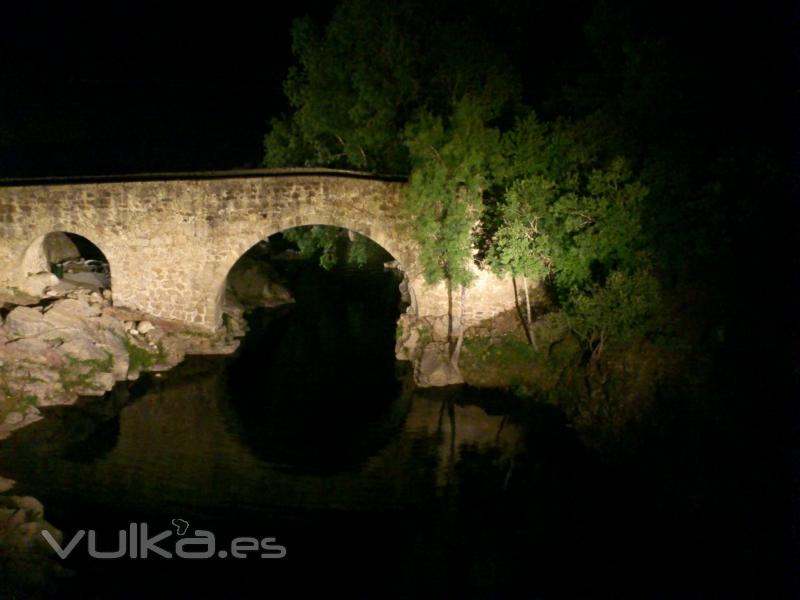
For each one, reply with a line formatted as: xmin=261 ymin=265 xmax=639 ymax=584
xmin=0 ymin=266 xmax=296 ymax=595
xmin=395 ymin=307 xmax=527 ymax=388
xmin=0 ymin=475 xmax=68 ymax=597
xmin=0 ymin=286 xmax=244 ymax=441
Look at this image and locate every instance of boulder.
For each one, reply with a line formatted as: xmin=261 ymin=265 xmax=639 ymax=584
xmin=87 ymin=371 xmax=116 ymax=393
xmin=20 ymin=272 xmax=59 ymax=297
xmin=93 ymin=314 xmax=127 ymax=338
xmin=0 ymin=475 xmax=16 ymax=493
xmin=415 ymin=342 xmax=464 ymax=387
xmin=137 ymin=320 xmax=155 ymax=335
xmin=398 ymin=272 xmax=412 ymax=306
xmin=154 ymin=335 xmax=185 ymax=370
xmin=47 ymin=297 xmax=101 ymax=319
xmin=42 ymin=280 xmax=79 ymax=297
xmin=42 ymin=232 xmax=81 ymax=264
xmin=221 ymin=293 xmax=248 ymax=338
xmin=226 ymin=254 xmax=294 ymax=308
xmin=395 ymin=323 xmax=420 ymax=362
xmin=4 ymin=307 xmax=51 ymax=338
xmin=402 ymin=327 xmax=419 ymax=355
xmin=96 ymin=330 xmax=129 ymax=380
xmin=61 ymin=271 xmax=108 ymax=290
xmin=11 ymin=337 xmax=51 ymax=354
xmin=4 ymin=412 xmax=23 ymax=426
xmin=41 ymin=304 xmax=88 ymax=332
xmin=59 ymin=339 xmax=109 ymax=363
xmin=9 ymin=496 xmax=44 ymax=520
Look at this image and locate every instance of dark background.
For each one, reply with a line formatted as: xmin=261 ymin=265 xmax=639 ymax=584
xmin=0 ymin=4 xmax=338 ymax=176
xmin=2 ymin=2 xmax=790 ymax=178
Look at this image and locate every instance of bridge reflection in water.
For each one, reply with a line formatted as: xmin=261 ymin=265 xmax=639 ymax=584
xmin=0 ymin=356 xmax=521 ymax=519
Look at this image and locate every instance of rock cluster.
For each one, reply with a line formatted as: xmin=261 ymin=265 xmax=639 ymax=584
xmin=395 ymin=313 xmax=464 ymax=387
xmin=0 ymin=477 xmax=68 ymax=596
xmin=396 ymin=308 xmax=529 ymax=388
xmin=0 ymin=286 xmax=242 ymax=440
xmin=0 ymin=284 xmax=249 ymax=595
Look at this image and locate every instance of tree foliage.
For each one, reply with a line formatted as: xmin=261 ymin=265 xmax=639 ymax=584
xmin=493 ymin=114 xmax=649 ymax=294
xmin=283 ymin=226 xmax=384 ymax=270
xmin=403 ymin=96 xmax=503 ymax=286
xmin=263 ymin=0 xmax=518 ymax=175
xmin=555 ymin=269 xmax=662 ymax=358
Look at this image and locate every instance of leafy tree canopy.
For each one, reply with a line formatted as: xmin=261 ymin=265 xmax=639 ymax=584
xmin=492 ymin=115 xmax=648 ymax=298
xmin=403 ymin=96 xmax=504 ymax=286
xmin=263 ymin=0 xmax=518 ymax=174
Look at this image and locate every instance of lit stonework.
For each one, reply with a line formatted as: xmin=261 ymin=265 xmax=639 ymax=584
xmin=0 ymin=169 xmax=518 ymax=333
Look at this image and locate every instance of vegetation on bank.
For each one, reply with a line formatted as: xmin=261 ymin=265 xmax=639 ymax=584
xmin=260 ymin=0 xmax=787 ymax=435
xmin=123 ymin=338 xmax=165 ymax=372
xmin=0 ymin=369 xmax=38 ymax=425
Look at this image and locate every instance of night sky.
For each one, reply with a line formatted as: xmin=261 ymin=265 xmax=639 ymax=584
xmin=0 ymin=2 xmax=792 ymax=177
xmin=0 ymin=5 xmax=336 ymax=176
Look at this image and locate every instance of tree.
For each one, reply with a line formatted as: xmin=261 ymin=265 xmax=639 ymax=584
xmin=263 ymin=0 xmax=518 ymax=174
xmin=491 ymin=112 xmax=653 ymax=351
xmin=263 ymin=2 xmax=422 ymax=172
xmin=403 ymin=96 xmax=504 ymax=357
xmin=491 ymin=175 xmax=556 ymax=348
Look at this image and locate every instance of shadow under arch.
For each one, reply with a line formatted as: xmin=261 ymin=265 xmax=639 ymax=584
xmin=211 ymin=219 xmax=417 ymax=331
xmin=21 ymin=230 xmax=111 ymax=290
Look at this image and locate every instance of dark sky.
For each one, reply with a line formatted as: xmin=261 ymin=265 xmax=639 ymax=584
xmin=0 ymin=1 xmax=608 ymax=178
xmin=0 ymin=2 xmax=792 ymax=178
xmin=0 ymin=5 xmax=338 ymax=177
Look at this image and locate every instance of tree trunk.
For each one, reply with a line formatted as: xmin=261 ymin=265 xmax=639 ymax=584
xmin=512 ymin=277 xmax=534 ymax=347
xmin=522 ymin=275 xmax=537 ymax=350
xmin=450 ymin=285 xmax=466 ymax=367
xmin=446 ymin=278 xmax=454 ymax=358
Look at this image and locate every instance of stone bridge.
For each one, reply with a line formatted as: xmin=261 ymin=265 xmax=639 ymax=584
xmin=0 ymin=169 xmax=516 ymax=336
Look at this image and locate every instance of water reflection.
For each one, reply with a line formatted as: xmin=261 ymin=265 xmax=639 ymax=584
xmin=0 ymin=357 xmax=522 ymax=520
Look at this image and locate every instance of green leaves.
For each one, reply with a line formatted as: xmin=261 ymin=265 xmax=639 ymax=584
xmin=263 ymin=0 xmax=518 ymax=175
xmin=492 ymin=115 xmax=649 ymax=297
xmin=403 ymin=96 xmax=503 ymax=286
xmin=557 ymin=269 xmax=662 ymax=353
xmin=489 ymin=113 xmax=658 ymax=356
xmin=283 ymin=226 xmax=384 ymax=270
xmin=491 ymin=175 xmax=556 ymax=281
xmin=264 ymin=4 xmax=423 ymax=172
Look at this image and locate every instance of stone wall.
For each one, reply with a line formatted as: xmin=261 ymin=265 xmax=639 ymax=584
xmin=0 ymin=170 xmax=518 ymax=336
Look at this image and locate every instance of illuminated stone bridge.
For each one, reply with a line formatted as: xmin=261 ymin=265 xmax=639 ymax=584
xmin=0 ymin=169 xmax=516 ymax=335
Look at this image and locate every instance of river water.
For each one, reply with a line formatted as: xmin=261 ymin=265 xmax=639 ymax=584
xmin=0 ymin=260 xmax=780 ymax=598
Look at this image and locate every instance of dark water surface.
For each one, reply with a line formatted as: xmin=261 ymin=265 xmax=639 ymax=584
xmin=0 ymin=262 xmax=783 ymax=598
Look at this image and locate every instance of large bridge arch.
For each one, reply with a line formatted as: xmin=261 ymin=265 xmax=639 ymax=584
xmin=212 ymin=219 xmax=415 ymax=327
